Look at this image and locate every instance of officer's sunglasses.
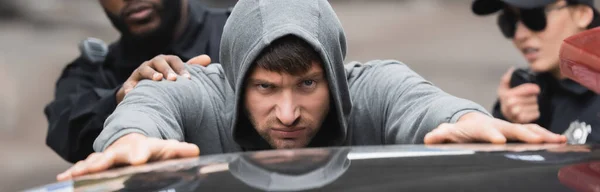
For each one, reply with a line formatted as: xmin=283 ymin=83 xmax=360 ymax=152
xmin=497 ymin=3 xmax=571 ymax=38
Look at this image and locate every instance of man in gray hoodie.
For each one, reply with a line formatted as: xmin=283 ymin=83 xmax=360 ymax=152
xmin=57 ymin=0 xmax=566 ymax=180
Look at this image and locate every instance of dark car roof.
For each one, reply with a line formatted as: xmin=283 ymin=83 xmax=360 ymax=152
xmin=27 ymin=144 xmax=600 ymax=192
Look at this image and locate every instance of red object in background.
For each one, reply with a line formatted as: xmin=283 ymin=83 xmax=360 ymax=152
xmin=560 ymin=27 xmax=600 ymax=94
xmin=557 ymin=161 xmax=600 ymax=192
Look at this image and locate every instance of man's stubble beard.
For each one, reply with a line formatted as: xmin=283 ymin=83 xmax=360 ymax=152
xmin=246 ymin=111 xmax=320 ymax=149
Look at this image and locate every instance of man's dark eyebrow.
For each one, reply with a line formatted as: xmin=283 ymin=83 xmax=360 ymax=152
xmin=301 ymin=71 xmax=324 ymax=79
xmin=246 ymin=71 xmax=324 ymax=85
xmin=248 ymin=78 xmax=274 ymax=85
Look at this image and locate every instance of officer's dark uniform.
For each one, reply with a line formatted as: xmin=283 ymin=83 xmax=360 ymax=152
xmin=492 ymin=70 xmax=600 ymax=144
xmin=44 ymin=1 xmax=230 ymax=163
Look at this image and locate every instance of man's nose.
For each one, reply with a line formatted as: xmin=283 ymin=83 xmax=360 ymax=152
xmin=275 ymin=91 xmax=300 ymax=126
xmin=513 ymin=21 xmax=532 ymax=42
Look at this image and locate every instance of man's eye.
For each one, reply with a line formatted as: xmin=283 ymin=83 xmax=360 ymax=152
xmin=257 ymin=84 xmax=271 ymax=89
xmin=301 ymin=80 xmax=316 ymax=87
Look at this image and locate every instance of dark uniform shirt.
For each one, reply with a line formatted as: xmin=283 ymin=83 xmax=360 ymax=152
xmin=493 ymin=71 xmax=600 ymax=144
xmin=44 ymin=1 xmax=230 ymax=163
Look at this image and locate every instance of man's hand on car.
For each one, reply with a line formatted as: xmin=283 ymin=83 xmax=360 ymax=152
xmin=56 ymin=112 xmax=566 ymax=181
xmin=424 ymin=112 xmax=567 ymax=144
xmin=116 ymin=54 xmax=212 ymax=103
xmin=497 ymin=68 xmax=541 ymax=123
xmin=56 ymin=133 xmax=199 ymax=181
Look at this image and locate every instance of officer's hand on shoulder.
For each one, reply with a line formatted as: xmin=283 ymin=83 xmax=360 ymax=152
xmin=497 ymin=68 xmax=541 ymax=123
xmin=116 ymin=54 xmax=212 ymax=104
xmin=56 ymin=133 xmax=200 ymax=181
xmin=424 ymin=112 xmax=566 ymax=144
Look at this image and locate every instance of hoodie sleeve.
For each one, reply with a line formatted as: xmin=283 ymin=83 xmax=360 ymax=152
xmin=93 ymin=64 xmax=231 ymax=152
xmin=346 ymin=60 xmax=490 ymax=144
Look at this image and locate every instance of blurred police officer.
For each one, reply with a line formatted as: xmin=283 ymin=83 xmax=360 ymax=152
xmin=472 ymin=0 xmax=600 ymax=143
xmin=45 ymin=0 xmax=230 ymax=163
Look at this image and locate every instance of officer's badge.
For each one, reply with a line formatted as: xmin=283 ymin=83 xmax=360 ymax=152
xmin=563 ymin=121 xmax=592 ymax=144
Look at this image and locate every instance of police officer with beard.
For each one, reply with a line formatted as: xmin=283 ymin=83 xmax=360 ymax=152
xmin=44 ymin=0 xmax=229 ymax=163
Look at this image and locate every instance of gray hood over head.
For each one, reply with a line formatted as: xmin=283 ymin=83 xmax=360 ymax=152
xmin=220 ymin=0 xmax=351 ymax=150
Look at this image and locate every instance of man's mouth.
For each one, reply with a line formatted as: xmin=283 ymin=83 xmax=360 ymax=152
xmin=123 ymin=3 xmax=154 ymax=23
xmin=271 ymin=128 xmax=306 ymax=139
xmin=522 ymin=47 xmax=540 ymax=63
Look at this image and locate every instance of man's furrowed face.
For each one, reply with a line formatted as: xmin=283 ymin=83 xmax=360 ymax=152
xmin=100 ymin=0 xmax=165 ymax=35
xmin=244 ymin=62 xmax=330 ymax=149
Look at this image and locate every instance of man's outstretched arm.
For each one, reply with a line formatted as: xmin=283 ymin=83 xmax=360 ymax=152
xmin=348 ymin=60 xmax=565 ymax=144
xmin=58 ymin=62 xmax=229 ymax=181
xmin=45 ymin=55 xmax=211 ymax=163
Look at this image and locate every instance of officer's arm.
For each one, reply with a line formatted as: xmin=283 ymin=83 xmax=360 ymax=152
xmin=44 ymin=39 xmax=115 ymax=163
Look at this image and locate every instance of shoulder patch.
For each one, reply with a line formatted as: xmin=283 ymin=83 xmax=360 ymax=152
xmin=78 ymin=37 xmax=108 ymax=65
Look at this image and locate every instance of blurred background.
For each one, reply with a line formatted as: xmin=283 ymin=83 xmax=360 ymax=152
xmin=0 ymin=0 xmax=589 ymax=191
